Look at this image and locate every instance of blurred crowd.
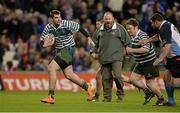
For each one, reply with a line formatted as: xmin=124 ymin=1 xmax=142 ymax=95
xmin=0 ymin=0 xmax=180 ymax=73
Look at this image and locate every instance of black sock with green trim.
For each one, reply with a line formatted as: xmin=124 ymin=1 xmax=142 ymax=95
xmin=48 ymin=89 xmax=55 ymax=99
xmin=81 ymin=82 xmax=88 ymax=91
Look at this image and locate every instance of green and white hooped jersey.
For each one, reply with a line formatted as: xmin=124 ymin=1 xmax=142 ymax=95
xmin=40 ymin=20 xmax=80 ymax=49
xmin=131 ymin=30 xmax=156 ymax=64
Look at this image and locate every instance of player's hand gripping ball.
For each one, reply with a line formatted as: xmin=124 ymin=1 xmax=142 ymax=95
xmin=44 ymin=34 xmax=55 ymax=47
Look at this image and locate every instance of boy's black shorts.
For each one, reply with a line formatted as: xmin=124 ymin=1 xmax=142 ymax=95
xmin=131 ymin=60 xmax=159 ymax=80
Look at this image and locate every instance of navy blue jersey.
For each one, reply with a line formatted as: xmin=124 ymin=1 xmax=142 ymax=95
xmin=158 ymin=21 xmax=180 ymax=56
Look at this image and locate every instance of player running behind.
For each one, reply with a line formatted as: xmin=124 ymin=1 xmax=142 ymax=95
xmin=125 ymin=18 xmax=166 ymax=105
xmin=139 ymin=13 xmax=180 ymax=106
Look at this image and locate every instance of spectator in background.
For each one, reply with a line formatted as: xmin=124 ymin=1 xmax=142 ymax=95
xmin=86 ymin=0 xmax=97 ymax=23
xmin=36 ymin=17 xmax=46 ymax=35
xmin=1 ymin=35 xmax=16 ymax=68
xmin=28 ymin=35 xmax=41 ymax=52
xmin=122 ymin=0 xmax=141 ymax=19
xmin=0 ymin=0 xmax=179 ymax=72
xmin=18 ymin=54 xmax=31 ymax=71
xmin=73 ymin=47 xmax=89 ymax=72
xmin=32 ymin=52 xmax=46 ymax=71
xmin=175 ymin=11 xmax=180 ymax=31
xmin=140 ymin=0 xmax=155 ymax=32
xmin=60 ymin=1 xmax=74 ymax=20
xmin=30 ymin=0 xmax=48 ymax=14
xmin=3 ymin=61 xmax=16 ymax=74
xmin=78 ymin=1 xmax=89 ymax=23
xmin=7 ymin=10 xmax=22 ymax=44
xmin=14 ymin=38 xmax=28 ymax=60
xmin=48 ymin=0 xmax=60 ymax=12
xmin=107 ymin=0 xmax=124 ymax=21
xmin=21 ymin=13 xmax=35 ymax=42
xmin=16 ymin=41 xmax=29 ymax=70
xmin=96 ymin=2 xmax=105 ymax=21
xmin=0 ymin=37 xmax=5 ymax=69
xmin=72 ymin=0 xmax=82 ymax=19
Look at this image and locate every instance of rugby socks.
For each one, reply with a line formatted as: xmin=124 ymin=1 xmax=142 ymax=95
xmin=143 ymin=88 xmax=151 ymax=94
xmin=48 ymin=89 xmax=55 ymax=99
xmin=82 ymin=82 xmax=88 ymax=91
xmin=165 ymin=84 xmax=175 ymax=105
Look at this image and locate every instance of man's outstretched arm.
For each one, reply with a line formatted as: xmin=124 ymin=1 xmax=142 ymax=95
xmin=138 ymin=34 xmax=159 ymax=45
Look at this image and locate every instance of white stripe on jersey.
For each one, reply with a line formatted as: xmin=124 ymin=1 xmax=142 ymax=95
xmin=170 ymin=24 xmax=180 ymax=55
xmin=40 ymin=20 xmax=80 ymax=49
xmin=131 ymin=30 xmax=156 ymax=63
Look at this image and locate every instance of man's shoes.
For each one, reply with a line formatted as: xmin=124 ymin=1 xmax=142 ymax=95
xmin=143 ymin=89 xmax=155 ymax=105
xmin=163 ymin=102 xmax=176 ymax=106
xmin=156 ymin=98 xmax=167 ymax=106
xmin=40 ymin=96 xmax=55 ymax=104
xmin=91 ymin=95 xmax=99 ymax=102
xmin=87 ymin=83 xmax=93 ymax=101
xmin=116 ymin=97 xmax=123 ymax=102
xmin=102 ymin=99 xmax=111 ymax=102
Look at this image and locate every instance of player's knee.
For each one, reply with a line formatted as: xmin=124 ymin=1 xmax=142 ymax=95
xmin=146 ymin=81 xmax=151 ymax=88
xmin=163 ymin=76 xmax=171 ymax=84
xmin=64 ymin=71 xmax=73 ymax=80
xmin=96 ymin=73 xmax=101 ymax=80
xmin=163 ymin=74 xmax=167 ymax=80
xmin=65 ymin=74 xmax=72 ymax=80
xmin=164 ymin=70 xmax=172 ymax=83
xmin=129 ymin=77 xmax=135 ymax=84
xmin=171 ymin=79 xmax=180 ymax=88
xmin=48 ymin=65 xmax=55 ymax=71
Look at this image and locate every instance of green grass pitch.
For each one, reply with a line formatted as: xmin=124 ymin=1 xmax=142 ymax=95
xmin=0 ymin=90 xmax=180 ymax=112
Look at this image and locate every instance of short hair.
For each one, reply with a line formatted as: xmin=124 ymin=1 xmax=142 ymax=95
xmin=126 ymin=18 xmax=140 ymax=28
xmin=103 ymin=11 xmax=114 ymax=18
xmin=50 ymin=10 xmax=61 ymax=18
xmin=150 ymin=13 xmax=164 ymax=22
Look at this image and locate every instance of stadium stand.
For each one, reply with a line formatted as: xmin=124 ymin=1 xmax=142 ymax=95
xmin=0 ymin=0 xmax=179 ymax=72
